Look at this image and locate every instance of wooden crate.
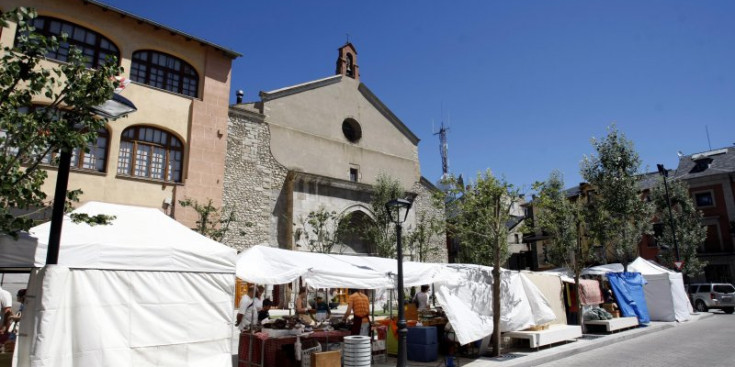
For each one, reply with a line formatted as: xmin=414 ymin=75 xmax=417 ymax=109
xmin=310 ymin=350 xmax=341 ymax=367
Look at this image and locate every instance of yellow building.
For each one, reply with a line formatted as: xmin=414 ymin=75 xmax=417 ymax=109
xmin=0 ymin=0 xmax=240 ymax=227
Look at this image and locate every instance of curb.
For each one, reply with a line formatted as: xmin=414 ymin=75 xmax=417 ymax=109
xmin=496 ymin=312 xmax=715 ymax=367
xmin=372 ymin=313 xmax=714 ymax=367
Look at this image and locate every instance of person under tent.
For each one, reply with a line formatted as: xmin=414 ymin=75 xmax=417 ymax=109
xmin=342 ymin=288 xmax=370 ymax=335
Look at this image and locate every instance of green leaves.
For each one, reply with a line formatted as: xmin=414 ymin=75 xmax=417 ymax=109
xmin=533 ymin=170 xmax=586 ymax=270
xmin=405 ymin=210 xmax=444 ymax=262
xmin=581 ymin=124 xmax=653 ymax=266
xmin=441 ymin=170 xmax=519 ymax=266
xmin=178 ymin=198 xmax=239 ymax=242
xmin=367 ymin=173 xmax=406 ymax=258
xmin=296 ymin=206 xmax=345 ymax=254
xmin=0 ymin=8 xmax=122 ymax=235
xmin=650 ymin=178 xmax=707 ymax=276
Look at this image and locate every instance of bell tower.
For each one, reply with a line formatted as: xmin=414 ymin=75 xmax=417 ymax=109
xmin=336 ymin=43 xmax=359 ymax=81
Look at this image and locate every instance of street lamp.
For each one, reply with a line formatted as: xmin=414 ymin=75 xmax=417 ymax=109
xmin=385 ymin=198 xmax=412 ymax=367
xmin=656 ymin=164 xmax=680 ymax=265
xmin=46 ymin=95 xmax=137 ymax=265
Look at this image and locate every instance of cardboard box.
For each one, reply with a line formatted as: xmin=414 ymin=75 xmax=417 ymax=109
xmin=310 ymin=350 xmax=341 ymax=367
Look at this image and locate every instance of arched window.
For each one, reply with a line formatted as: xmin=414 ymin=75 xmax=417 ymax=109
xmin=7 ymin=106 xmax=109 ymax=172
xmin=18 ymin=16 xmax=120 ymax=68
xmin=131 ymin=50 xmax=199 ymax=97
xmin=117 ymin=126 xmax=183 ymax=182
xmin=39 ymin=127 xmax=109 ymax=172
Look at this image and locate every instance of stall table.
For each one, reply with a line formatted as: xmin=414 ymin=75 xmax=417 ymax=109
xmin=238 ymin=330 xmax=350 ymax=367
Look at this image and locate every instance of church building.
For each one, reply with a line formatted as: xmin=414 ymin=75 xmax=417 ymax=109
xmin=224 ymin=43 xmax=446 ymax=261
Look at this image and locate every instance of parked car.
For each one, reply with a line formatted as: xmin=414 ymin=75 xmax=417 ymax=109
xmin=687 ymin=283 xmax=735 ymax=314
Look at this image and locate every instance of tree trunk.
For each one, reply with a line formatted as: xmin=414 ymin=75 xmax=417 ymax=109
xmin=575 ymin=270 xmax=583 ymax=326
xmin=491 ymin=197 xmax=503 ymax=357
xmin=575 ymin=225 xmax=584 ymax=326
xmin=491 ymin=252 xmax=501 ymax=357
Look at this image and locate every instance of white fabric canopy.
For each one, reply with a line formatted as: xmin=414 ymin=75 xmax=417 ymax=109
xmin=236 ymin=245 xmax=556 ymax=345
xmin=1 ymin=202 xmax=237 ymax=367
xmin=543 ymin=267 xmax=576 ymax=283
xmin=0 ymin=201 xmax=235 ymax=273
xmin=582 ymin=257 xmax=692 ymax=322
xmin=522 ymin=271 xmax=568 ymax=325
xmin=235 ymin=245 xmax=395 ymax=289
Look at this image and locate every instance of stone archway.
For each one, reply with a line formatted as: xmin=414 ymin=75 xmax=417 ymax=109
xmin=337 ymin=209 xmax=376 ymax=255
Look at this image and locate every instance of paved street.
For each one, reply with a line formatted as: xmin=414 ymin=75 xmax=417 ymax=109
xmin=538 ymin=312 xmax=735 ymax=367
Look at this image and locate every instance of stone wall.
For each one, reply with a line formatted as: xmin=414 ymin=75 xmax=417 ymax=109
xmin=223 ymin=108 xmax=288 ymax=250
xmin=409 ymin=179 xmax=448 ymax=263
xmin=224 ymin=106 xmax=448 ymax=263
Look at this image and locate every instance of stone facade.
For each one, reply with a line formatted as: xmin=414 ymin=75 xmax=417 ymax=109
xmin=223 ymin=107 xmax=287 ymax=250
xmin=223 ymin=108 xmax=447 ymax=259
xmin=409 ymin=179 xmax=448 ymax=263
xmin=223 ymin=44 xmax=447 ymax=262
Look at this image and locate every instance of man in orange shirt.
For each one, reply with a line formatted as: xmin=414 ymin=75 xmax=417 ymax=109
xmin=342 ymin=288 xmax=370 ymax=335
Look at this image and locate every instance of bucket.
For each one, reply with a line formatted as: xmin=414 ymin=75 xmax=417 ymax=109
xmin=343 ymin=335 xmax=371 ymax=367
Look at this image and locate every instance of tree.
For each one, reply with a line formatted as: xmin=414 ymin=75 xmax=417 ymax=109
xmin=533 ymin=170 xmax=591 ymax=325
xmin=364 ymin=173 xmax=406 ymax=258
xmin=0 ymin=8 xmax=121 ymax=236
xmin=580 ymin=124 xmax=653 ymax=270
xmin=295 ymin=206 xmax=347 ymax=254
xmin=406 ymin=209 xmax=444 ymax=262
xmin=650 ymin=178 xmax=707 ymax=277
xmin=179 ymin=198 xmax=244 ymax=242
xmin=442 ymin=170 xmax=520 ymax=357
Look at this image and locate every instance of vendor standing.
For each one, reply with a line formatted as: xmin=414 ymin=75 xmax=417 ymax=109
xmin=295 ymin=288 xmax=313 ymax=325
xmin=235 ymin=287 xmax=258 ymax=331
xmin=342 ymin=289 xmax=370 ymax=335
xmin=413 ymin=284 xmax=431 ymax=311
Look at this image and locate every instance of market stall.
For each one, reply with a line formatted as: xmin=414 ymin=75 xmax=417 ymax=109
xmin=606 ymin=272 xmax=651 ymax=325
xmin=235 ymin=245 xmax=557 ymax=364
xmin=583 ymin=257 xmax=691 ymax=322
xmin=0 ymin=202 xmax=237 ymax=367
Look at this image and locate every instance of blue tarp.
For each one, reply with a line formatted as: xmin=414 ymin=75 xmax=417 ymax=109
xmin=607 ymin=272 xmax=650 ymax=325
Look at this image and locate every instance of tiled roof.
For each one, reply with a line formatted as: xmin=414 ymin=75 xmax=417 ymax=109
xmin=673 ymin=147 xmax=735 ymax=180
xmin=637 ymin=171 xmax=662 ymax=191
xmin=85 ymin=0 xmax=241 ymax=58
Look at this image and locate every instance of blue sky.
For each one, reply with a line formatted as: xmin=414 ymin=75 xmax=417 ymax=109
xmin=101 ymin=0 xmax=735 ymax=193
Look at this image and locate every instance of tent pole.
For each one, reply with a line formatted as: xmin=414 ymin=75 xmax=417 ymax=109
xmin=389 ymin=290 xmax=393 ymax=318
xmin=371 ymin=289 xmax=375 ymax=323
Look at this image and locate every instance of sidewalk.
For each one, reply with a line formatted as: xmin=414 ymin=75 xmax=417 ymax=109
xmin=374 ymin=312 xmax=714 ymax=367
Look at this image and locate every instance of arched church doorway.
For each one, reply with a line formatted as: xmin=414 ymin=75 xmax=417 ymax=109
xmin=337 ymin=210 xmax=375 ymax=255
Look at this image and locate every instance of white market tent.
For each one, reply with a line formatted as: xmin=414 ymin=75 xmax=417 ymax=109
xmin=0 ymin=201 xmax=237 ymax=367
xmin=237 ymin=245 xmax=556 ymax=345
xmin=582 ymin=257 xmax=692 ymax=322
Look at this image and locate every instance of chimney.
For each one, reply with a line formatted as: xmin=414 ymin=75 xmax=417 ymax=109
xmin=236 ymin=90 xmax=244 ymax=104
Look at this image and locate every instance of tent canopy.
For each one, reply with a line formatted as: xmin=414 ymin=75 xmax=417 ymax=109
xmin=236 ymin=245 xmax=556 ymax=345
xmin=237 ymin=245 xmax=394 ymax=289
xmin=235 ymin=245 xmax=443 ymax=289
xmin=0 ymin=201 xmax=236 ymax=272
xmin=583 ymin=257 xmax=691 ymax=322
xmin=2 ymin=202 xmax=237 ymax=367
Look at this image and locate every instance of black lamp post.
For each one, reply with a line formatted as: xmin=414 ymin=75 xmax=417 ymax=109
xmin=46 ymin=94 xmax=137 ymax=265
xmin=656 ymin=164 xmax=680 ymax=264
xmin=385 ymin=198 xmax=412 ymax=367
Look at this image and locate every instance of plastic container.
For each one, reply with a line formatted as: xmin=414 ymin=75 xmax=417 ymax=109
xmin=343 ymin=335 xmax=371 ymax=367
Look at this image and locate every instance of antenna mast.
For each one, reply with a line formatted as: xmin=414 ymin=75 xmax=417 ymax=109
xmin=434 ymin=121 xmax=450 ymax=177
